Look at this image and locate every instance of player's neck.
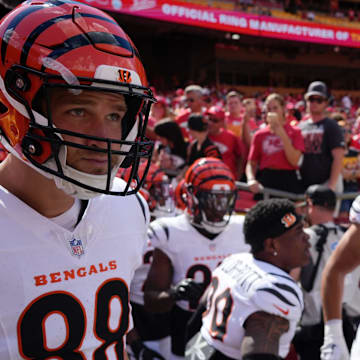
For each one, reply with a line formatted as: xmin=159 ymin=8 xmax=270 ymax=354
xmin=192 ymin=224 xmax=219 ymax=240
xmin=254 ymin=253 xmax=291 ymax=273
xmin=0 ymin=154 xmax=75 ymax=218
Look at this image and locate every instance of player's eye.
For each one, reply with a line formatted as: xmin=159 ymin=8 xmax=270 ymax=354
xmin=69 ymin=108 xmax=85 ymax=117
xmin=107 ymin=113 xmax=122 ymax=122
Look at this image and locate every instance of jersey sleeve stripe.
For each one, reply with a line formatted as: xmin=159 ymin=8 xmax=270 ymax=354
xmin=158 ymin=221 xmax=170 ymax=241
xmin=268 ymin=273 xmax=296 ymax=284
xmin=273 ymin=283 xmax=302 ymax=306
xmin=148 ymin=224 xmax=161 ymax=243
xmin=257 ymin=288 xmax=296 ymax=307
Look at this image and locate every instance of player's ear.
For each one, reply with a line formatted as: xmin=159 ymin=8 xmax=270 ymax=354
xmin=263 ymin=237 xmax=277 ymax=255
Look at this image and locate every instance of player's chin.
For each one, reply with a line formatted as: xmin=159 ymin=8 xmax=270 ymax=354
xmin=69 ymin=156 xmax=121 ymax=175
xmin=68 ymin=161 xmax=109 ymax=175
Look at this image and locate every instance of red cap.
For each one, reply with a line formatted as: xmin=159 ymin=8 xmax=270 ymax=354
xmin=206 ymin=105 xmax=225 ymax=121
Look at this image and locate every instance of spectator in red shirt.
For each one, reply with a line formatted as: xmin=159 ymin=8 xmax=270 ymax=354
xmin=225 ymin=91 xmax=258 ymax=149
xmin=175 ymin=85 xmax=206 ymax=139
xmin=206 ymin=105 xmax=245 ymax=180
xmin=246 ymin=93 xmax=305 ymax=196
xmin=224 ymin=90 xmax=243 ymax=137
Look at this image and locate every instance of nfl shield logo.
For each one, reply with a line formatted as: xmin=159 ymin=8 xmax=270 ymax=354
xmin=69 ymin=238 xmax=85 ymax=257
xmin=209 ymin=243 xmax=216 ymax=252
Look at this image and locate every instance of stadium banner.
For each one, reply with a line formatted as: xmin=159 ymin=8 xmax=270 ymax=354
xmin=79 ymin=0 xmax=360 ymax=48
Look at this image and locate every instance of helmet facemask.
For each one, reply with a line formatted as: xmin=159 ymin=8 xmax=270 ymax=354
xmin=189 ymin=187 xmax=237 ymax=234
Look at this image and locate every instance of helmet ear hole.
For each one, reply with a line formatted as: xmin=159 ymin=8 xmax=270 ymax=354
xmin=21 ymin=129 xmax=52 ymax=163
xmin=5 ymin=69 xmax=31 ymax=94
xmin=22 ymin=135 xmax=43 ymax=156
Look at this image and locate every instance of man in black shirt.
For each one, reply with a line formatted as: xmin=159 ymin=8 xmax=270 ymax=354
xmin=298 ymin=81 xmax=345 ymax=193
xmin=186 ymin=114 xmax=222 ymax=166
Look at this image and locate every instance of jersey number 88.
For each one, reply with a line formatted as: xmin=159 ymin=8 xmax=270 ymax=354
xmin=18 ymin=278 xmax=129 ymax=359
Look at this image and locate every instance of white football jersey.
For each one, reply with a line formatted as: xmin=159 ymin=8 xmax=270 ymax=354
xmin=0 ymin=178 xmax=149 ymax=360
xmin=149 ymin=214 xmax=250 ymax=311
xmin=201 ymin=253 xmax=304 ymax=359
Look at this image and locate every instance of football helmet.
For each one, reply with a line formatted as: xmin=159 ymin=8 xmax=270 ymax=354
xmin=184 ymin=157 xmax=237 ymax=234
xmin=0 ymin=0 xmax=155 ymax=199
xmin=120 ymin=161 xmax=175 ymax=218
xmin=174 ymin=178 xmax=187 ymax=212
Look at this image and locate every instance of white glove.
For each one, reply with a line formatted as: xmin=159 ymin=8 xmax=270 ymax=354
xmin=321 ymin=319 xmax=350 ymax=360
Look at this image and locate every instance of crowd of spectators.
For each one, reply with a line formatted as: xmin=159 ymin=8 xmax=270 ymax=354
xmin=207 ymin=0 xmax=360 ymax=25
xmin=141 ymin=80 xmax=360 ymax=223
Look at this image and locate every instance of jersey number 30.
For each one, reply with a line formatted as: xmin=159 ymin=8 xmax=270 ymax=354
xmin=206 ymin=277 xmax=233 ymax=342
xmin=18 ymin=278 xmax=128 ymax=359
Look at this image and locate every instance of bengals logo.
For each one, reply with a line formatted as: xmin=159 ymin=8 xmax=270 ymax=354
xmin=118 ymin=69 xmax=132 ymax=83
xmin=281 ymin=213 xmax=296 ymax=228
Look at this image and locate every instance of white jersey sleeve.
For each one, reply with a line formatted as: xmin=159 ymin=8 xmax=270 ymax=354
xmin=201 ymin=253 xmax=303 ymax=359
xmin=349 ymin=195 xmax=360 ymax=224
xmin=129 ymin=237 xmax=154 ymax=305
xmin=148 ymin=218 xmax=174 ymax=261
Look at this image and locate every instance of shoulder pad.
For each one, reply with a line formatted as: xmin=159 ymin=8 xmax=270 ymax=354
xmin=148 ymin=219 xmax=170 ymax=247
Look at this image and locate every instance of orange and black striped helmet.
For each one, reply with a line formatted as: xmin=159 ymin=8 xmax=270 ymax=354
xmin=184 ymin=157 xmax=237 ymax=234
xmin=175 ymin=178 xmax=187 ymax=211
xmin=119 ymin=161 xmax=174 ymax=218
xmin=0 ymin=0 xmax=155 ymax=198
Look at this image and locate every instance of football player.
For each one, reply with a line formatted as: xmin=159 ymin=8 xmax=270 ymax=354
xmin=121 ymin=161 xmax=175 ymax=359
xmin=120 ymin=161 xmax=175 ymax=220
xmin=321 ymin=195 xmax=360 ymax=360
xmin=185 ymin=198 xmax=310 ymax=360
xmin=0 ymin=1 xmax=155 ymax=359
xmin=143 ymin=157 xmax=250 ymax=359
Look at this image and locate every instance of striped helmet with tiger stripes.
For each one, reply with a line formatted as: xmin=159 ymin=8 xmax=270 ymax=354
xmin=184 ymin=157 xmax=237 ymax=234
xmin=119 ymin=160 xmax=175 ymax=218
xmin=0 ymin=0 xmax=155 ymax=199
xmin=175 ymin=178 xmax=187 ymax=211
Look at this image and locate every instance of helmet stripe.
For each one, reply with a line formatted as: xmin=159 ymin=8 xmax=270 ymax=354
xmin=197 ymin=174 xmax=234 ymax=187
xmin=40 ymin=32 xmax=134 ymax=71
xmin=1 ymin=5 xmax=42 ymax=64
xmin=0 ymin=0 xmax=76 ymax=64
xmin=20 ymin=13 xmax=118 ymax=65
xmin=188 ymin=163 xmax=233 ymax=186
